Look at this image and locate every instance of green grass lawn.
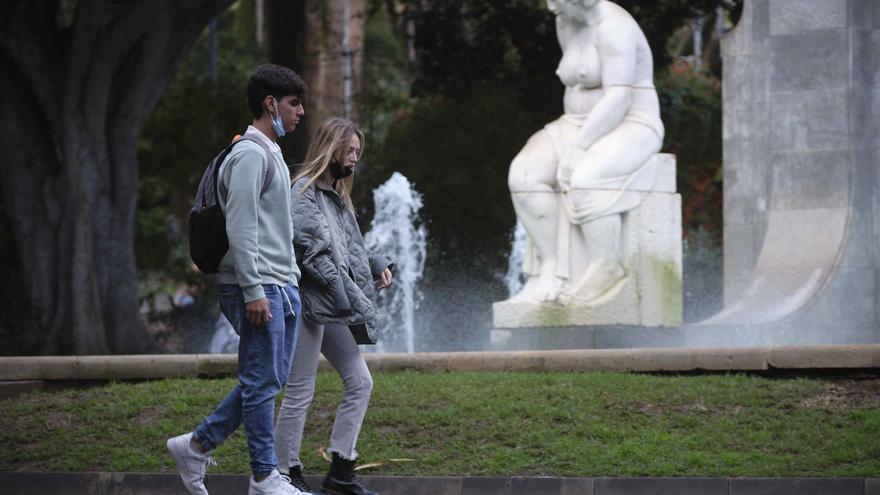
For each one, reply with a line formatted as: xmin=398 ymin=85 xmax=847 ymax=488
xmin=1 ymin=371 xmax=878 ymax=477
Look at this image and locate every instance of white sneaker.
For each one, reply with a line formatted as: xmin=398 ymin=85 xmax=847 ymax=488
xmin=249 ymin=469 xmax=311 ymax=495
xmin=166 ymin=432 xmax=217 ymax=495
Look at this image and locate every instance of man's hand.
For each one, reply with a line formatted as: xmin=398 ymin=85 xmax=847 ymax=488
xmin=245 ymin=297 xmax=271 ymax=326
xmin=378 ymin=267 xmax=393 ymax=289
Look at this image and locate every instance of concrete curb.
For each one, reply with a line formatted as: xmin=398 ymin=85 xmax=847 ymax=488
xmin=2 ymin=472 xmax=878 ymax=495
xmin=1 ymin=344 xmax=878 ymax=381
xmin=0 ymin=354 xmax=238 ymax=381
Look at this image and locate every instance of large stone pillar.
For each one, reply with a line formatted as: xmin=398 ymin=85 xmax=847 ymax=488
xmin=701 ymin=0 xmax=879 ymax=344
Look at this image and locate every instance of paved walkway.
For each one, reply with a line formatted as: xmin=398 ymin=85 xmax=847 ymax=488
xmin=3 ymin=472 xmax=879 ymax=495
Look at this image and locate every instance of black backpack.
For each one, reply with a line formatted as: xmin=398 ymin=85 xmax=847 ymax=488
xmin=189 ymin=136 xmax=277 ymax=274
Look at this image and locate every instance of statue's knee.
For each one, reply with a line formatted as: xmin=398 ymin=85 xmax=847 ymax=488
xmin=569 ymin=168 xmax=602 ymax=191
xmin=567 ymin=189 xmax=618 ymax=222
xmin=510 ymin=156 xmax=558 ymax=193
xmin=508 ymin=155 xmax=531 ymax=191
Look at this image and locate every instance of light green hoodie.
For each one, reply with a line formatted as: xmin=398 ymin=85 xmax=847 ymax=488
xmin=216 ymin=126 xmax=301 ymax=302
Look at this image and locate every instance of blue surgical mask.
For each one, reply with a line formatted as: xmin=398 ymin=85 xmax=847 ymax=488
xmin=270 ymin=98 xmax=286 ymax=137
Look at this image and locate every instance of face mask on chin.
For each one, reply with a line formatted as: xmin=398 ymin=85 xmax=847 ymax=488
xmin=330 ymin=160 xmax=353 ymax=180
xmin=270 ymin=97 xmax=286 ymax=138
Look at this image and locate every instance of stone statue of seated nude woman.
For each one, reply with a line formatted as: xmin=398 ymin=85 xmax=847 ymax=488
xmin=505 ymin=0 xmax=664 ymax=305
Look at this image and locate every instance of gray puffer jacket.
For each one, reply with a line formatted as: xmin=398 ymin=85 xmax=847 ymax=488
xmin=291 ymin=176 xmax=391 ymax=343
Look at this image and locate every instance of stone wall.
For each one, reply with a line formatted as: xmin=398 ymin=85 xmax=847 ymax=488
xmin=716 ymin=0 xmax=878 ymax=343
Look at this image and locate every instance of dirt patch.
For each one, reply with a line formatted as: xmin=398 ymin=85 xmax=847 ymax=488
xmin=375 ymin=423 xmax=408 ymax=436
xmin=633 ymin=402 xmax=662 ymax=415
xmin=799 ymin=379 xmax=880 ymax=411
xmin=616 ymin=379 xmax=880 ymax=416
xmin=631 ymin=400 xmax=738 ymax=416
xmin=133 ymin=405 xmax=168 ymax=426
xmin=43 ymin=411 xmax=74 ymax=431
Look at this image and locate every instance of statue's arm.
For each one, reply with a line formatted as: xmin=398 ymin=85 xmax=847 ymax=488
xmin=573 ymin=26 xmax=637 ymax=150
xmin=555 ymin=15 xmax=574 ymax=48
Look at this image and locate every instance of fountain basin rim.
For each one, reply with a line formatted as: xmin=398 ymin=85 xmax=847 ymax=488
xmin=0 ymin=344 xmax=878 ymax=380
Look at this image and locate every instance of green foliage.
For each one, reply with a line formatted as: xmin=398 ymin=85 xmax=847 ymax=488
xmin=359 ymin=3 xmax=413 ymax=157
xmin=615 ymin=0 xmax=693 ymax=69
xmin=136 ymin=3 xmax=263 ymax=285
xmin=123 ymin=0 xmax=729 ymax=330
xmin=364 ymin=0 xmax=727 ymax=273
xmin=656 ymin=67 xmax=723 ymax=240
xmin=375 ymin=87 xmax=546 ymax=262
xmin=361 ymin=0 xmax=561 ymax=267
xmin=404 ymin=0 xmax=560 ymax=98
xmin=133 ymin=4 xmax=264 ymax=349
xmin=2 ymin=372 xmax=879 ymax=477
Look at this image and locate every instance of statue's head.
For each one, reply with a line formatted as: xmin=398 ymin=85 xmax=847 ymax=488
xmin=547 ymin=0 xmax=601 ymax=18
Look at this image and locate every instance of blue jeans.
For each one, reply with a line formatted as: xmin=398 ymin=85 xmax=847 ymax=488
xmin=194 ymin=283 xmax=301 ymax=477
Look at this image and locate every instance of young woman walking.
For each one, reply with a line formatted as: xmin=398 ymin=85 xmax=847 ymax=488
xmin=275 ymin=117 xmax=391 ymax=495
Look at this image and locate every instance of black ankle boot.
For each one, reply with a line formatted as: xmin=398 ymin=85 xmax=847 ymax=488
xmin=322 ymin=452 xmax=378 ymax=495
xmin=286 ymin=465 xmax=313 ymax=493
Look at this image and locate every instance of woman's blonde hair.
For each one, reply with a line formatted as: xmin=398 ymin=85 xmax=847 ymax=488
xmin=293 ymin=117 xmax=365 ymax=209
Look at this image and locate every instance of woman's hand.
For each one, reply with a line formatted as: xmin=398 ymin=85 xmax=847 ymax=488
xmin=378 ymin=267 xmax=393 ymax=289
xmin=557 ymin=146 xmax=588 ymax=190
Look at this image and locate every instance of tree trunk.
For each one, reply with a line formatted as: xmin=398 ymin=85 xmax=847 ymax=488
xmin=301 ymin=0 xmax=365 ymax=137
xmin=267 ymin=0 xmax=309 ymax=162
xmin=266 ymin=0 xmax=365 ymax=161
xmin=0 ymin=0 xmax=234 ymax=355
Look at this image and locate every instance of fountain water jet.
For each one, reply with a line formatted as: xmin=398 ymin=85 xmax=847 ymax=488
xmin=364 ymin=172 xmax=427 ymax=353
xmin=502 ymin=221 xmax=528 ymax=298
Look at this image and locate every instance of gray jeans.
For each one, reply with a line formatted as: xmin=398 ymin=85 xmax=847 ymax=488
xmin=275 ymin=317 xmax=373 ymax=470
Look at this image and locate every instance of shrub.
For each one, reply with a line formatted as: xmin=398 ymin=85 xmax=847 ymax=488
xmin=656 ymin=65 xmax=723 ymax=242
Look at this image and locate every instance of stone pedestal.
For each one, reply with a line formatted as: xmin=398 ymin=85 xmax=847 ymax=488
xmin=493 ymin=153 xmax=682 ymax=328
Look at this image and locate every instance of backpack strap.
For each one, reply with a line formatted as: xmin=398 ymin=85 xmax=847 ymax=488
xmin=209 ymin=134 xmax=281 ymax=211
xmin=234 ymin=135 xmax=278 ymax=196
xmin=205 ymin=143 xmax=239 ymax=211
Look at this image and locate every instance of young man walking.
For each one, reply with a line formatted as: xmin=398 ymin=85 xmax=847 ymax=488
xmin=167 ymin=64 xmax=310 ymax=495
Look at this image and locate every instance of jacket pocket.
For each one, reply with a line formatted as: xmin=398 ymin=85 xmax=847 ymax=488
xmin=301 ymin=275 xmax=352 ymax=321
